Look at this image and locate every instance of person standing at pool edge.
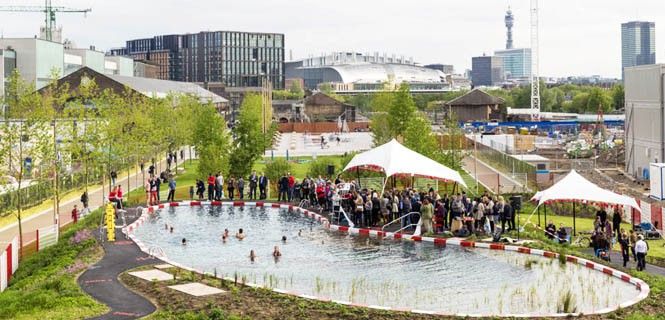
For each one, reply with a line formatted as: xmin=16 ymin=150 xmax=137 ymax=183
xmin=259 ymin=172 xmax=267 ymax=200
xmin=635 ymin=235 xmax=648 ymax=271
xmin=167 ymin=177 xmax=176 ymax=202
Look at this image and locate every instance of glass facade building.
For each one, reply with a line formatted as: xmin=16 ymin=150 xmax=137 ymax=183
xmin=114 ymin=31 xmax=285 ymax=89
xmin=494 ymin=48 xmax=531 ymax=80
xmin=621 ymin=21 xmax=655 ymax=79
xmin=471 ymin=55 xmax=504 ymax=87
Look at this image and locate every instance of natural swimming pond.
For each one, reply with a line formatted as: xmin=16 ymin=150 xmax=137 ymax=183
xmin=132 ymin=205 xmax=641 ymax=316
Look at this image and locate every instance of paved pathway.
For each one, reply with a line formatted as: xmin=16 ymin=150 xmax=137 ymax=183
xmin=582 ymin=248 xmax=665 ymax=277
xmin=462 ymin=156 xmax=528 ymax=194
xmin=0 ymin=153 xmax=190 ymax=246
xmin=78 ymin=208 xmax=157 ymax=320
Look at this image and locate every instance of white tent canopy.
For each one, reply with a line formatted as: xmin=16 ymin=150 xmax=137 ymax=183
xmin=531 ymin=170 xmax=640 ymax=212
xmin=343 ymin=139 xmax=467 ymax=188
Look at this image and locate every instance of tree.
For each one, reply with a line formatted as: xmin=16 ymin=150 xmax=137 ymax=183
xmin=192 ymin=104 xmax=231 ymax=179
xmin=403 ymin=115 xmax=441 ymax=162
xmin=289 ymin=81 xmax=304 ymax=98
xmin=586 ymin=87 xmax=612 ymax=113
xmin=1 ymin=69 xmax=53 ymax=257
xmin=387 ymin=83 xmax=417 ymax=138
xmin=611 ymin=84 xmax=625 ymax=111
xmin=229 ymin=94 xmax=271 ymax=178
xmin=440 ymin=112 xmax=464 ymax=170
xmin=569 ymin=92 xmax=589 ymax=113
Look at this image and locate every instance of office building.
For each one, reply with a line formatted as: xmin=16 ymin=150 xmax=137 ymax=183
xmin=494 ymin=48 xmax=531 ymax=80
xmin=111 ymin=31 xmax=285 ymax=89
xmin=621 ymin=21 xmax=655 ymax=79
xmin=471 ymin=55 xmax=504 ymax=87
xmin=0 ymin=48 xmax=16 ymax=98
xmin=0 ymin=38 xmax=136 ymax=92
xmin=424 ymin=64 xmax=454 ymax=74
xmin=625 ymin=64 xmax=665 ymax=178
xmin=286 ymin=52 xmax=450 ymax=93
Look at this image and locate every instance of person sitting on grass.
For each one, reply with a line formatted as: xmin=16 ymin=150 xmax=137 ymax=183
xmin=556 ymin=224 xmax=568 ymax=244
xmin=545 ymin=221 xmax=556 ymax=240
xmin=236 ymin=228 xmax=245 ymax=240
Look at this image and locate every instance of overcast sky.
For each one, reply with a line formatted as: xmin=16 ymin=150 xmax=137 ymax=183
xmin=1 ymin=0 xmax=664 ymax=78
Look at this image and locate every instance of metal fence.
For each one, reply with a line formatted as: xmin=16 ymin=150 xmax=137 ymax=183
xmin=0 ymin=169 xmax=103 ymax=216
xmin=468 ymin=137 xmax=537 ymax=190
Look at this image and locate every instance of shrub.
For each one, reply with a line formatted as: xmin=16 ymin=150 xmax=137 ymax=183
xmin=264 ymin=158 xmax=291 ymax=183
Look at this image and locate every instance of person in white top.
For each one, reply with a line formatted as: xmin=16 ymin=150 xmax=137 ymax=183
xmin=635 ymin=235 xmax=648 ymax=271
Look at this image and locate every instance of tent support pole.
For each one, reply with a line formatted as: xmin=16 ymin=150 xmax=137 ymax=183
xmin=544 ymin=204 xmax=547 ymax=226
xmin=538 ymin=205 xmax=541 ymax=227
xmin=573 ymin=202 xmax=577 ymax=236
xmin=380 ymin=176 xmax=388 ymax=196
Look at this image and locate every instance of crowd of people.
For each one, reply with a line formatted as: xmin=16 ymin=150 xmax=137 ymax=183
xmin=194 ymin=171 xmax=268 ymax=201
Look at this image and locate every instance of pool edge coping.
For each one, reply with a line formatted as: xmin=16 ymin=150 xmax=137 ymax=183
xmin=122 ymin=200 xmax=650 ymax=318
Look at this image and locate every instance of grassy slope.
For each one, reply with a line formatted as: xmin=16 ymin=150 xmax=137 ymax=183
xmin=0 ymin=209 xmax=107 ymax=320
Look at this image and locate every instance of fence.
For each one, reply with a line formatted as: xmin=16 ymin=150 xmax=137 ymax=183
xmin=36 ymin=224 xmax=59 ymax=252
xmin=0 ymin=169 xmax=103 ymax=217
xmin=278 ymin=121 xmax=370 ymax=133
xmin=0 ymin=236 xmax=19 ymax=292
xmin=467 ymin=137 xmax=537 ymax=190
xmin=474 ymin=173 xmax=529 ymax=195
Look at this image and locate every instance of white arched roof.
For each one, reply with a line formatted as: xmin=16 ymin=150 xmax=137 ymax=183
xmin=325 ymin=63 xmax=446 ymax=84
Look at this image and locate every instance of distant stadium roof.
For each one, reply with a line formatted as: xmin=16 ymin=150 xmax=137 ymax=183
xmin=315 ymin=63 xmax=446 ymax=84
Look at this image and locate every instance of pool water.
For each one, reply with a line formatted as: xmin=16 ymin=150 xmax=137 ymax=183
xmin=133 ymin=205 xmax=640 ymax=315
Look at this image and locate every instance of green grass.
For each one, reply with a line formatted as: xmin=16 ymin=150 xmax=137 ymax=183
xmin=253 ymin=155 xmax=347 ymax=179
xmin=0 ymin=209 xmax=107 ymax=320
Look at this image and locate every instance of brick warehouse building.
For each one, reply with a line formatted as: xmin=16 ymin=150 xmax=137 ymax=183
xmin=109 ymin=31 xmax=285 ymax=89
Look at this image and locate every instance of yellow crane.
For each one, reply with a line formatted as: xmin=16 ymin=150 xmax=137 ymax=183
xmin=0 ymin=0 xmax=91 ymax=41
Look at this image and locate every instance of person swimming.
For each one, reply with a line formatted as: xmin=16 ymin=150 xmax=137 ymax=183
xmin=249 ymin=249 xmax=257 ymax=262
xmin=181 ymin=238 xmax=187 ymax=246
xmin=236 ymin=228 xmax=245 ymax=240
xmin=221 ymin=234 xmax=228 ymax=243
xmin=223 ymin=228 xmax=229 ymax=237
xmin=170 ymin=226 xmax=174 ymax=233
xmin=281 ymin=235 xmax=287 ymax=242
xmin=165 ymin=223 xmax=168 ymax=230
xmin=272 ymin=245 xmax=282 ymax=257
xmin=298 ymin=229 xmax=302 ymax=236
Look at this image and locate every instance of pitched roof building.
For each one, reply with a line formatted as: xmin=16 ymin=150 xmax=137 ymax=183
xmin=444 ymin=88 xmax=505 ymax=122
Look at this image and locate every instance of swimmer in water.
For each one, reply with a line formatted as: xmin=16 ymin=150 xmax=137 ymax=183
xmin=298 ymin=229 xmax=302 ymax=236
xmin=170 ymin=226 xmax=174 ymax=233
xmin=181 ymin=238 xmax=187 ymax=246
xmin=281 ymin=235 xmax=287 ymax=242
xmin=272 ymin=245 xmax=282 ymax=257
xmin=221 ymin=234 xmax=228 ymax=243
xmin=236 ymin=228 xmax=245 ymax=240
xmin=249 ymin=249 xmax=257 ymax=262
xmin=224 ymin=228 xmax=229 ymax=237
xmin=165 ymin=223 xmax=168 ymax=230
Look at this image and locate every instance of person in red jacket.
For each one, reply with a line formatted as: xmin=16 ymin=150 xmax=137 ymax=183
xmin=116 ymin=185 xmax=124 ymax=209
xmin=287 ymin=172 xmax=295 ymax=202
xmin=207 ymin=174 xmax=216 ymax=201
xmin=71 ymin=205 xmax=79 ymax=224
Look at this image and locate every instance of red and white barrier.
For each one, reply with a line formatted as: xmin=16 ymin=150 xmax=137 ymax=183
xmin=36 ymin=224 xmax=59 ymax=252
xmin=124 ymin=201 xmax=650 ymax=317
xmin=0 ymin=236 xmax=19 ymax=292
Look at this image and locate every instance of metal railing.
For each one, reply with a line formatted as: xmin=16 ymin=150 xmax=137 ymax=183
xmin=393 ymin=223 xmax=421 ymax=236
xmin=381 ymin=211 xmax=420 ymax=232
xmin=336 ymin=206 xmax=355 ymax=228
xmin=298 ymin=199 xmax=310 ymax=209
xmin=148 ymin=245 xmax=166 ymax=258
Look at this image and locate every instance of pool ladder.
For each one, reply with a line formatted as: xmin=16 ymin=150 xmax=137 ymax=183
xmin=381 ymin=212 xmax=421 ymax=236
xmin=147 ymin=246 xmax=166 ymax=258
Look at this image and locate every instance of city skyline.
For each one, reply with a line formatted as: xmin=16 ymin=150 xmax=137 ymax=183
xmin=0 ymin=0 xmax=663 ymax=78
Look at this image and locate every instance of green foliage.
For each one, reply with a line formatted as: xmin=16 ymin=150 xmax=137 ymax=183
xmin=586 ymin=87 xmax=612 ymax=113
xmin=612 ymin=84 xmax=625 ymax=111
xmin=193 ymin=104 xmax=231 ymax=179
xmin=229 ymin=94 xmax=271 ymax=178
xmin=403 ymin=115 xmax=441 ymax=162
xmin=264 ymin=158 xmax=291 ymax=184
xmin=306 ymin=158 xmax=337 ymax=179
xmin=387 ymin=83 xmax=417 ymax=138
xmin=272 ymin=90 xmax=302 ymax=100
xmin=0 ymin=209 xmax=107 ymax=320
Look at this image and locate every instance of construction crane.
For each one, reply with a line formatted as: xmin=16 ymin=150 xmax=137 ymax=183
xmin=0 ymin=0 xmax=91 ymax=42
xmin=530 ymin=0 xmax=540 ymax=121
